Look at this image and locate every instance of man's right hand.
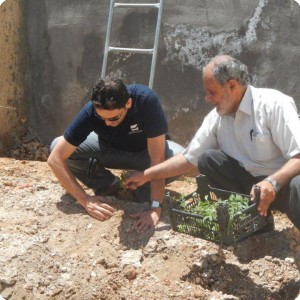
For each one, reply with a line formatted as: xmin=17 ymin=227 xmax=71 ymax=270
xmin=83 ymin=195 xmax=115 ymax=221
xmin=124 ymin=171 xmax=147 ymax=190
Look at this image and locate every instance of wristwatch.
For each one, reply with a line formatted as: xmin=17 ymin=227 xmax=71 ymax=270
xmin=264 ymin=177 xmax=281 ymax=194
xmin=151 ymin=200 xmax=163 ymax=209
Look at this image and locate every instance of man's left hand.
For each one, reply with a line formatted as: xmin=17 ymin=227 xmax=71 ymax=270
xmin=250 ymin=181 xmax=276 ymax=216
xmin=128 ymin=209 xmax=161 ymax=233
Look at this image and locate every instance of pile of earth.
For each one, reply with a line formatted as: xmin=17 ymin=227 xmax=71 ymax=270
xmin=0 ymin=138 xmax=300 ymax=299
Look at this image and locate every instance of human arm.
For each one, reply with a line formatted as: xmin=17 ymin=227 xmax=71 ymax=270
xmin=249 ymin=96 xmax=300 ymax=216
xmin=250 ymin=153 xmax=300 ymax=216
xmin=125 ymin=153 xmax=197 ymax=189
xmin=47 ymin=137 xmax=115 ymax=220
xmin=129 ymin=134 xmax=167 ymax=232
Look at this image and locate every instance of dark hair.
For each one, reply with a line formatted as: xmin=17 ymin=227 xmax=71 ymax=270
xmin=91 ymin=78 xmax=130 ymax=110
xmin=211 ymin=56 xmax=250 ymax=86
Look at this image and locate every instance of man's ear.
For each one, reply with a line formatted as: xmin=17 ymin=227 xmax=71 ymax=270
xmin=227 ymin=79 xmax=238 ymax=92
xmin=125 ymin=98 xmax=132 ymax=108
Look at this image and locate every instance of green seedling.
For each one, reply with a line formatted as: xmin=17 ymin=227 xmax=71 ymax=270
xmin=176 ymin=193 xmax=250 ymax=240
xmin=119 ymin=170 xmax=130 ymax=199
xmin=183 ymin=176 xmax=193 ymax=184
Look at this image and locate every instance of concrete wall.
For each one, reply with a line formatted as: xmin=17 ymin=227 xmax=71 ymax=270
xmin=3 ymin=0 xmax=300 ymax=149
xmin=0 ymin=0 xmax=29 ymax=154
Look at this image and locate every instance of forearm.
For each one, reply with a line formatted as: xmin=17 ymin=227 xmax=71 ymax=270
xmin=270 ymin=154 xmax=300 ymax=187
xmin=150 ymin=179 xmax=165 ymax=202
xmin=144 ymin=153 xmax=195 ymax=182
xmin=48 ymin=158 xmax=88 ymax=206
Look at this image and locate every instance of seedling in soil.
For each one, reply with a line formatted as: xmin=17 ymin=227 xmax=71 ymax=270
xmin=119 ymin=170 xmax=131 ymax=199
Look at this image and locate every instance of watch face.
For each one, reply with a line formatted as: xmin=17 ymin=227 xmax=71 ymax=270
xmin=151 ymin=201 xmax=161 ymax=208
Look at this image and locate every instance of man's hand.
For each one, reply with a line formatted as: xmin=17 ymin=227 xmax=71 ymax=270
xmin=83 ymin=195 xmax=115 ymax=221
xmin=250 ymin=181 xmax=276 ymax=216
xmin=129 ymin=209 xmax=161 ymax=233
xmin=124 ymin=171 xmax=148 ymax=190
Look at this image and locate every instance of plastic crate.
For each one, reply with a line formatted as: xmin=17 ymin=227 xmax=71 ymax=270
xmin=165 ymin=175 xmax=268 ymax=245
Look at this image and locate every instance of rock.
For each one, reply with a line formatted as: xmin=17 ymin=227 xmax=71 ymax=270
xmin=124 ymin=266 xmax=138 ymax=281
xmin=285 ymin=257 xmax=295 ymax=264
xmin=120 ymin=250 xmax=143 ymax=268
xmin=0 ymin=276 xmax=16 ymax=285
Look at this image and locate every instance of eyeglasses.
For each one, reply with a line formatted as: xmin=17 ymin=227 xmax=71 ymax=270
xmin=95 ymin=108 xmax=126 ymax=122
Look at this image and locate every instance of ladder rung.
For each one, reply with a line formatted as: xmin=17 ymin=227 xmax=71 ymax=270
xmin=114 ymin=3 xmax=160 ymax=8
xmin=108 ymin=46 xmax=154 ymax=54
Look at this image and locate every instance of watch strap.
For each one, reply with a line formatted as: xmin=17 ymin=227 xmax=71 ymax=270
xmin=264 ymin=177 xmax=281 ymax=193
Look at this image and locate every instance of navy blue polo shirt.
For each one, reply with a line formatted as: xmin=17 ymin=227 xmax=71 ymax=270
xmin=64 ymin=84 xmax=169 ymax=152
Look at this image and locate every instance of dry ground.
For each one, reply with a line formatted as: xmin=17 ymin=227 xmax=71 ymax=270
xmin=1 ymin=154 xmax=300 ymax=300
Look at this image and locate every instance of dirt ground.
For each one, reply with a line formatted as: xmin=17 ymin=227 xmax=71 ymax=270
xmin=1 ymin=141 xmax=300 ymax=300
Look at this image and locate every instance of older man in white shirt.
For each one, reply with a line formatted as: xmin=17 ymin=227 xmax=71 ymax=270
xmin=125 ymin=55 xmax=300 ymax=231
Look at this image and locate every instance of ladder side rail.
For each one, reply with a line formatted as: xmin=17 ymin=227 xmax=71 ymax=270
xmin=101 ymin=0 xmax=116 ymax=78
xmin=148 ymin=0 xmax=163 ymax=88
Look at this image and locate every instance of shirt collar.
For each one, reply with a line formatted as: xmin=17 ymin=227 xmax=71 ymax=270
xmin=237 ymin=85 xmax=253 ymax=116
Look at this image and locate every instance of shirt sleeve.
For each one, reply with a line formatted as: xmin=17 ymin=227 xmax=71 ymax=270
xmin=183 ymin=110 xmax=219 ymax=166
xmin=268 ymin=96 xmax=300 ymax=159
xmin=139 ymin=91 xmax=168 ymax=138
xmin=64 ymin=103 xmax=94 ymax=146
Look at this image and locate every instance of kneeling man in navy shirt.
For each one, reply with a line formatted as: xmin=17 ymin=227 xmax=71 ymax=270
xmin=48 ymin=78 xmax=184 ymax=232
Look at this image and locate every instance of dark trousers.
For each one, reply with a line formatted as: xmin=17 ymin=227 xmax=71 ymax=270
xmin=198 ymin=149 xmax=300 ymax=230
xmin=50 ymin=133 xmax=184 ymax=201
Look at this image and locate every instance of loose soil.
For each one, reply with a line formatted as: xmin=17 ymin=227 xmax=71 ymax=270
xmin=1 ymin=149 xmax=300 ymax=300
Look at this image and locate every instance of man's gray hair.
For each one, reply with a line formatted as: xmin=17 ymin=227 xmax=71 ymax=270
xmin=211 ymin=56 xmax=250 ymax=86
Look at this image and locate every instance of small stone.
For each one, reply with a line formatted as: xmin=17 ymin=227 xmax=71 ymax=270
xmin=285 ymin=257 xmax=295 ymax=264
xmin=60 ymin=267 xmax=68 ymax=273
xmin=211 ymin=254 xmax=218 ymax=262
xmin=0 ymin=277 xmax=16 ymax=285
xmin=23 ymin=283 xmax=34 ymax=290
xmin=125 ymin=268 xmax=137 ymax=281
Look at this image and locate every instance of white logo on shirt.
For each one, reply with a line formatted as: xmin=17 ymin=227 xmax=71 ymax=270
xmin=129 ymin=124 xmax=143 ymax=135
xmin=130 ymin=124 xmax=139 ymax=131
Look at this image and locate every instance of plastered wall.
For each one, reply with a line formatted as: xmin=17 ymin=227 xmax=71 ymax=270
xmin=27 ymin=0 xmax=300 ymax=146
xmin=1 ymin=0 xmax=300 ymax=151
xmin=0 ymin=0 xmax=29 ymax=154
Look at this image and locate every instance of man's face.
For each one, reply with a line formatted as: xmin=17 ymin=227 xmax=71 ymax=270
xmin=94 ymin=98 xmax=132 ymax=127
xmin=203 ymin=70 xmax=239 ymax=116
xmin=95 ymin=107 xmax=127 ymax=127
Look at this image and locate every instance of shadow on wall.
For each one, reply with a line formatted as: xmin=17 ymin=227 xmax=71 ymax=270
xmin=28 ymin=0 xmax=105 ymax=144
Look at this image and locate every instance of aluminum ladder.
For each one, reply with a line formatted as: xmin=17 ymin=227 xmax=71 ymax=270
xmin=101 ymin=0 xmax=164 ymax=88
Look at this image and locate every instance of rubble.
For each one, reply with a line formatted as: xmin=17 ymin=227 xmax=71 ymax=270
xmin=0 ymin=157 xmax=300 ymax=299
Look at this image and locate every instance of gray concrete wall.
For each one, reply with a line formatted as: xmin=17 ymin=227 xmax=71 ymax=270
xmin=25 ymin=0 xmax=300 ymax=146
xmin=0 ymin=0 xmax=29 ymax=154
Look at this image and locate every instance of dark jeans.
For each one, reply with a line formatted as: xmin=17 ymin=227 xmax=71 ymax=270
xmin=198 ymin=149 xmax=300 ymax=230
xmin=50 ymin=132 xmax=184 ymax=201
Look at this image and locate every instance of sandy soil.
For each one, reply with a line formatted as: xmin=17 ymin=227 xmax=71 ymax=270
xmin=1 ymin=153 xmax=300 ymax=300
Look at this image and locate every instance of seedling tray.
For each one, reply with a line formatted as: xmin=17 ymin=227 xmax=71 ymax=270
xmin=165 ymin=175 xmax=268 ymax=245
